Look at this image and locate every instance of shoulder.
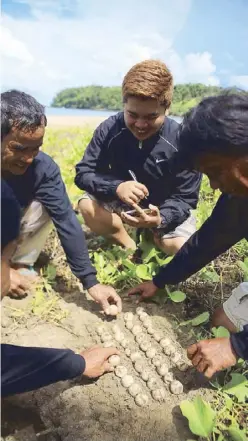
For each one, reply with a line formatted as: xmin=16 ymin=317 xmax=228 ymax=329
xmin=32 ymin=151 xmax=60 ymax=182
xmin=94 ymin=112 xmax=126 ymax=141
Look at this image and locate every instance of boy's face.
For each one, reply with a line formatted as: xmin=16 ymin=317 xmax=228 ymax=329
xmin=197 ymin=154 xmax=248 ymax=196
xmin=124 ymin=97 xmax=166 ymax=141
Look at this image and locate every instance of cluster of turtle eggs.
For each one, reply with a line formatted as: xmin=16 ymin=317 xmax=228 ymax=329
xmin=124 ymin=309 xmax=184 ymax=395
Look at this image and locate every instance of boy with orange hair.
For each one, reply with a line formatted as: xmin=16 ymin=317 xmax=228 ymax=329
xmin=75 ymin=60 xmax=201 ymax=253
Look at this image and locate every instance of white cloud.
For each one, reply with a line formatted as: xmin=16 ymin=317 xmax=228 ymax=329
xmin=229 ymin=75 xmax=248 ymax=90
xmin=1 ymin=0 xmax=220 ymax=104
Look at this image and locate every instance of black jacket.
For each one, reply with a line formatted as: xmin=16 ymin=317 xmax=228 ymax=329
xmin=153 ymin=194 xmax=248 ymax=360
xmin=75 ymin=113 xmax=201 ymax=232
xmin=4 ymin=152 xmax=98 ymax=290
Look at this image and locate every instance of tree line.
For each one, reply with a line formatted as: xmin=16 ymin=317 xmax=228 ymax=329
xmin=51 ymin=84 xmax=224 ymax=115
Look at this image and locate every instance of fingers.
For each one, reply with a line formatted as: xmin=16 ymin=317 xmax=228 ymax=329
xmin=148 ymin=204 xmax=159 ymax=214
xmin=103 ymin=361 xmax=114 ymax=372
xmin=100 ymin=296 xmax=111 ymax=313
xmin=187 ymin=343 xmax=198 ymax=360
xmin=103 ymin=346 xmax=120 ymax=358
xmin=121 ymin=212 xmax=140 ymax=225
xmin=110 ymin=292 xmax=122 ymax=312
xmin=134 ymin=182 xmax=149 ymax=196
xmin=191 ymin=352 xmax=202 ymax=367
xmin=204 ymin=366 xmax=216 ymax=379
xmin=128 ymin=285 xmax=143 ymax=296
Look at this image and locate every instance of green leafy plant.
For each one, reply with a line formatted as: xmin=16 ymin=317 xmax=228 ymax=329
xmin=237 ymin=257 xmax=248 ymax=281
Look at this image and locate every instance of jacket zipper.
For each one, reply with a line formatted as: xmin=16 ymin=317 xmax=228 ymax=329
xmin=139 ymin=141 xmax=142 ymax=149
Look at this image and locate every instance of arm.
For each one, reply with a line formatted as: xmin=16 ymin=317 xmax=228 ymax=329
xmin=157 ymin=169 xmax=201 ymax=233
xmin=1 ymin=344 xmax=85 ymax=396
xmin=35 ymin=159 xmax=98 ymax=290
xmin=230 ymin=325 xmax=248 ymax=360
xmin=75 ymin=122 xmax=123 ymax=201
xmin=153 ymin=194 xmax=247 ymax=288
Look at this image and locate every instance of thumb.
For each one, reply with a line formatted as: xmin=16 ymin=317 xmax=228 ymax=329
xmin=100 ymin=296 xmax=110 ymax=313
xmin=149 ymin=204 xmax=159 ymax=214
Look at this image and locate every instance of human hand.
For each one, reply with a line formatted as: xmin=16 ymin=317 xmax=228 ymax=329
xmin=81 ymin=346 xmax=120 ymax=378
xmin=187 ymin=337 xmax=237 ymax=378
xmin=116 ymin=181 xmax=149 ymax=205
xmin=121 ymin=204 xmax=161 ymax=228
xmin=128 ymin=281 xmax=158 ymax=303
xmin=9 ymin=268 xmax=32 ymax=298
xmin=88 ymin=283 xmax=122 ymax=315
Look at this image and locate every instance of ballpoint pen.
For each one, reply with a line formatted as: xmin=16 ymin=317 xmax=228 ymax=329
xmin=128 ymin=169 xmax=148 ymax=199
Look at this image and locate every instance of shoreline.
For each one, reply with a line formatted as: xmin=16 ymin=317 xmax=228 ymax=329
xmin=47 ymin=115 xmax=108 ymax=128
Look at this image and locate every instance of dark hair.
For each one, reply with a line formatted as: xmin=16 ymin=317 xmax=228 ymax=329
xmin=1 ymin=90 xmax=47 ymax=140
xmin=178 ymin=91 xmax=248 ymax=164
xmin=1 ymin=179 xmax=21 ymax=250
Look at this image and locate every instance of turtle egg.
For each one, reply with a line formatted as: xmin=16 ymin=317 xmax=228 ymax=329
xmin=124 ymin=312 xmax=134 ymax=322
xmin=130 ymin=352 xmax=142 ymax=363
xmin=152 ymin=388 xmax=166 ymax=402
xmin=157 ymin=364 xmax=168 ymax=376
xmin=170 ymin=380 xmax=183 ymax=395
xmin=128 ymin=383 xmax=142 ymax=397
xmin=101 ymin=334 xmax=112 ymax=342
xmin=115 ymin=365 xmax=128 ymax=378
xmin=135 ymin=393 xmax=149 ymax=407
xmin=146 ymin=347 xmax=157 ymax=359
xmin=140 ymin=341 xmax=151 ymax=352
xmin=121 ymin=375 xmax=134 ymax=388
xmin=107 ymin=304 xmax=119 ymax=316
xmin=160 ymin=337 xmax=171 ymax=348
xmin=132 ymin=325 xmax=142 ymax=336
xmin=147 ymin=377 xmax=160 ymax=391
xmin=109 ymin=355 xmax=120 ymax=367
xmin=153 ymin=332 xmax=162 ymax=342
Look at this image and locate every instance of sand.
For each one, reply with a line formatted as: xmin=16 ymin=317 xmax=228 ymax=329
xmin=47 ymin=115 xmax=108 ymax=128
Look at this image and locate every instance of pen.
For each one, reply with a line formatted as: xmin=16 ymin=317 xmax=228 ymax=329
xmin=128 ymin=169 xmax=148 ymax=199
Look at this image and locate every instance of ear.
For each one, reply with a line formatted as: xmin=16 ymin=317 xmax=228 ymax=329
xmin=233 ymin=157 xmax=248 ymax=190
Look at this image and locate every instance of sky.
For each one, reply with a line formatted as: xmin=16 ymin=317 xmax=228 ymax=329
xmin=1 ymin=0 xmax=248 ymax=105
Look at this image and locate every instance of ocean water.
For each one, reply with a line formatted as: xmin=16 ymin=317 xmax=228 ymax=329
xmin=46 ymin=107 xmax=182 ymax=122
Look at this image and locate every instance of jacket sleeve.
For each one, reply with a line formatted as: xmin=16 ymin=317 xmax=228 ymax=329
xmin=230 ymin=325 xmax=248 ymax=361
xmin=75 ymin=121 xmax=124 ymax=201
xmin=35 ymin=159 xmax=98 ymax=290
xmin=157 ymin=169 xmax=201 ymax=233
xmin=153 ymin=195 xmax=247 ymax=288
xmin=1 ymin=344 xmax=85 ymax=397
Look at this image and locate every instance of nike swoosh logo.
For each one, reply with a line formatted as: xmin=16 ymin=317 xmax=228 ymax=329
xmin=156 ymin=158 xmax=166 ymax=164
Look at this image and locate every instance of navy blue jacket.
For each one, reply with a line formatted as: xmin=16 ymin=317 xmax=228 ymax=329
xmin=1 ymin=344 xmax=85 ymax=396
xmin=4 ymin=152 xmax=98 ymax=290
xmin=153 ymin=193 xmax=248 ymax=360
xmin=75 ymin=113 xmax=201 ymax=232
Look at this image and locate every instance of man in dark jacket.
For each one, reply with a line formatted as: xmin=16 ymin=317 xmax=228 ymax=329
xmin=75 ymin=60 xmax=201 ymax=254
xmin=1 ymin=180 xmax=119 ymax=397
xmin=129 ymin=92 xmax=248 ymax=377
xmin=1 ymin=90 xmax=121 ymax=315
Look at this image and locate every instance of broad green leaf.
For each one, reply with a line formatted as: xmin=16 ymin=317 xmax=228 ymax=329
xmin=155 ymin=254 xmax=174 ymax=265
xmin=227 ymin=425 xmax=247 ymax=441
xmin=223 ymin=373 xmax=248 ymax=402
xmin=147 ymin=261 xmax=158 ymax=275
xmin=46 ymin=264 xmax=57 ymax=281
xmin=135 ymin=264 xmax=152 ymax=280
xmin=212 ymin=326 xmax=230 ymax=338
xmin=122 ymin=259 xmax=136 ymax=271
xmin=191 ymin=312 xmax=210 ymax=326
xmin=201 ymin=269 xmax=220 ymax=282
xmin=169 ymin=290 xmax=186 ymax=303
xmin=180 ymin=396 xmax=216 ymax=437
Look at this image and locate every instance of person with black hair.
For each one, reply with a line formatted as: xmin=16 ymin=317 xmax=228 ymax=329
xmin=1 ymin=90 xmax=121 ymax=314
xmin=1 ymin=178 xmax=119 ymax=397
xmin=128 ymin=92 xmax=248 ymax=377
